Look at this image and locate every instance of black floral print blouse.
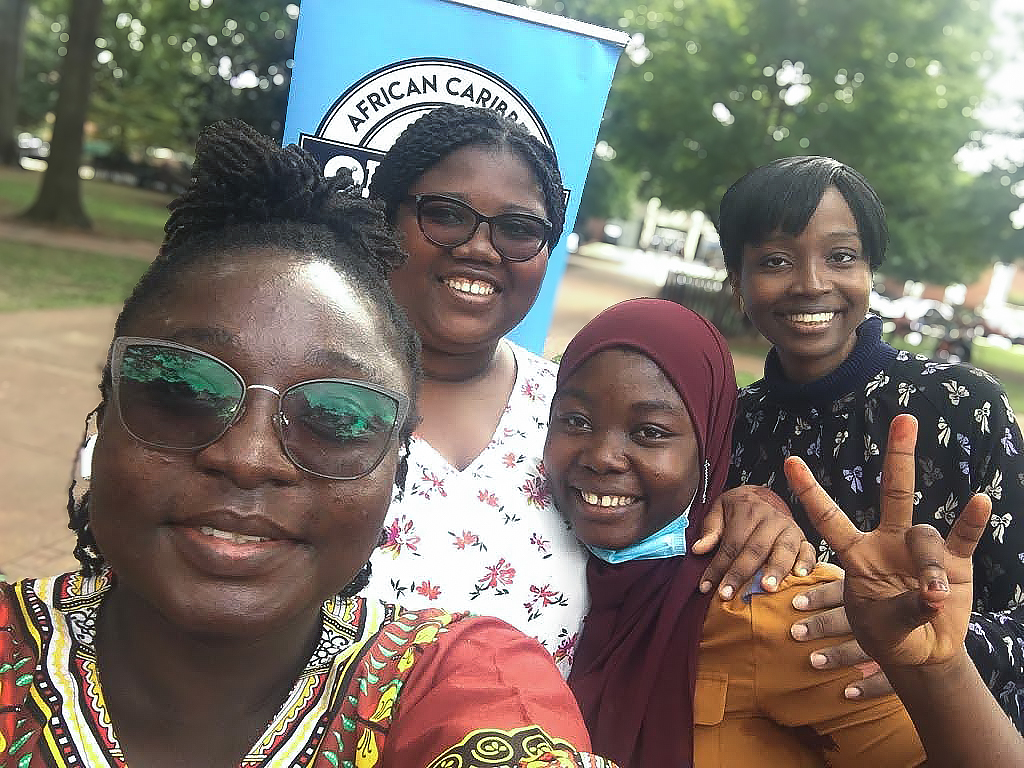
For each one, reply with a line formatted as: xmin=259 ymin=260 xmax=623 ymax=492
xmin=730 ymin=315 xmax=1024 ymax=731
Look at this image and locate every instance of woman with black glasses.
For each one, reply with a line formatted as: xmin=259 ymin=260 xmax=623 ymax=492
xmin=0 ymin=119 xmax=617 ymax=767
xmin=366 ymin=106 xmax=590 ymax=675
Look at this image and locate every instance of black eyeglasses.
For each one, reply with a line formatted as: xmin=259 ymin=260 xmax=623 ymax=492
xmin=408 ymin=193 xmax=553 ymax=262
xmin=110 ymin=337 xmax=410 ymax=480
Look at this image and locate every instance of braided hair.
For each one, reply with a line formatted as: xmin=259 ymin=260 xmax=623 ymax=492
xmin=69 ymin=119 xmax=422 ymax=593
xmin=369 ymin=105 xmax=566 ymax=246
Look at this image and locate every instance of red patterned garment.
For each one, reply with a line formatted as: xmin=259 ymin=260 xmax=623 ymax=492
xmin=0 ymin=573 xmax=616 ymax=768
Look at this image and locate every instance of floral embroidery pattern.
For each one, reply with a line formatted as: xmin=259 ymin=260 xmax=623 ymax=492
xmin=381 ymin=516 xmax=421 ymax=558
xmin=478 ymin=490 xmax=500 ymax=507
xmin=531 ymin=533 xmax=551 ymax=557
xmin=524 ymin=585 xmax=569 ymax=622
xmin=412 ymin=468 xmax=448 ymax=499
xmin=451 ymin=530 xmax=485 ymax=552
xmin=474 ymin=559 xmax=517 ymax=597
xmin=416 ymin=581 xmax=442 ymax=600
xmin=521 ymin=473 xmax=551 ymax=510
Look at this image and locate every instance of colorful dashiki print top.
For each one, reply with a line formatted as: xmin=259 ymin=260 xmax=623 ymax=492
xmin=0 ymin=572 xmax=617 ymax=768
xmin=367 ymin=341 xmax=589 ymax=678
xmin=730 ymin=315 xmax=1024 ymax=732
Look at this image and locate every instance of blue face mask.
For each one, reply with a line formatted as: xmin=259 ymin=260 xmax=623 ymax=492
xmin=586 ymin=505 xmax=693 ymax=564
xmin=585 ymin=459 xmax=709 ymax=565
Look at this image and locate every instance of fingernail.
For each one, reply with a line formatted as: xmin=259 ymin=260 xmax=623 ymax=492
xmin=720 ymin=585 xmax=734 ymax=600
xmin=699 ymin=581 xmax=712 ymax=593
xmin=844 ymin=686 xmax=862 ymax=699
xmin=792 ymin=595 xmax=809 ymax=609
xmin=928 ymin=579 xmax=950 ymax=593
xmin=810 ymin=652 xmax=828 ymax=668
xmin=763 ymin=575 xmax=778 ymax=591
xmin=795 ymin=567 xmax=809 ymax=577
xmin=791 ymin=623 xmax=808 ymax=640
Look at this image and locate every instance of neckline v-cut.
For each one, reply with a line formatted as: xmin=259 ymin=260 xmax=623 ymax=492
xmin=411 ymin=340 xmax=522 ymax=474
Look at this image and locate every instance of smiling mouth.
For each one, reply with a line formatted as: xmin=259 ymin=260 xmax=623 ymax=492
xmin=786 ymin=311 xmax=836 ymax=325
xmin=443 ymin=277 xmax=497 ymax=296
xmin=197 ymin=525 xmax=271 ymax=544
xmin=579 ymin=491 xmax=639 ymax=508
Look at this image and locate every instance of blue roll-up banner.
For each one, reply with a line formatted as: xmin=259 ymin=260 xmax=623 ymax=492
xmin=283 ymin=0 xmax=628 ymax=354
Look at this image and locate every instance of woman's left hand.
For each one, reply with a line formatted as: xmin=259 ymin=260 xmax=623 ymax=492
xmin=790 ymin=578 xmax=895 ymax=699
xmin=693 ymin=484 xmax=816 ymax=598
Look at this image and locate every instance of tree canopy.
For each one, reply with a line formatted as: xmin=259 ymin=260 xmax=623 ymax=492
xmin=518 ymin=0 xmax=1024 ymax=285
xmin=19 ymin=0 xmax=297 ymax=158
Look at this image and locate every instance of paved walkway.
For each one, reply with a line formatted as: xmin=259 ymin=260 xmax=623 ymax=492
xmin=1 ymin=305 xmax=121 ymax=578
xmin=0 ymin=229 xmax=765 ymax=580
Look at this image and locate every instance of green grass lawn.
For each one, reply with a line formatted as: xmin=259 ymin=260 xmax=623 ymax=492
xmin=971 ymin=338 xmax=1024 ymax=376
xmin=735 ymin=370 xmax=760 ymax=388
xmin=0 ymin=166 xmax=170 ymax=243
xmin=0 ymin=240 xmax=148 ymax=311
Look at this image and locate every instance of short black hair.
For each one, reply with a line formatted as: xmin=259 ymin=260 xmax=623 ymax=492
xmin=368 ymin=104 xmax=566 ymax=246
xmin=718 ymin=156 xmax=888 ymax=275
xmin=69 ymin=119 xmax=421 ymax=578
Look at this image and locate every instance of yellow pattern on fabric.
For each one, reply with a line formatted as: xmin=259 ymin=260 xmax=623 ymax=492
xmin=355 ymin=723 xmax=380 ymax=766
xmin=368 ymin=680 xmax=400 ymax=723
xmin=426 ymin=725 xmax=583 ymax=768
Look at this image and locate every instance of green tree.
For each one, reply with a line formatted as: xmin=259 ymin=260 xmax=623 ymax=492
xmin=517 ymin=0 xmax=1024 ymax=285
xmin=0 ymin=0 xmax=31 ymax=166
xmin=22 ymin=0 xmax=104 ymax=229
xmin=576 ymin=154 xmax=640 ymax=225
xmin=87 ymin=0 xmax=297 ymax=153
xmin=17 ymin=1 xmax=297 ymax=161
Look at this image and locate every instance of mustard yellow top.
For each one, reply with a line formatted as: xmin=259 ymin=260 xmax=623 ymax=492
xmin=694 ymin=564 xmax=926 ymax=767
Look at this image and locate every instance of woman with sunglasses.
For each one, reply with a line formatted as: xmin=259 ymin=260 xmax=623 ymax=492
xmin=366 ymin=105 xmax=813 ymax=674
xmin=0 ymin=120 xmax=617 ymax=767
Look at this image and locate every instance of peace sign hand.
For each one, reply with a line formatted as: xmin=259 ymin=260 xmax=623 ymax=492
xmin=783 ymin=414 xmax=991 ymax=669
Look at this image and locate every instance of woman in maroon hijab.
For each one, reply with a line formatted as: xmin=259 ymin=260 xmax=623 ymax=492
xmin=544 ymin=299 xmax=925 ymax=767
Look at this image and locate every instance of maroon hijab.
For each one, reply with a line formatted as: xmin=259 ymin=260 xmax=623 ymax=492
xmin=560 ymin=299 xmax=737 ymax=768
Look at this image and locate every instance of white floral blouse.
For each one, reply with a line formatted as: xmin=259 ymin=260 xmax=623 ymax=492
xmin=366 ymin=341 xmax=589 ymax=678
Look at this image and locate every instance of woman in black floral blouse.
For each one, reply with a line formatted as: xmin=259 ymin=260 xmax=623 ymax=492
xmin=719 ymin=156 xmax=1023 ymax=731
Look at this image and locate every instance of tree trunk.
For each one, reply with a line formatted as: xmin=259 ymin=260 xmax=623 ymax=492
xmin=0 ymin=0 xmax=31 ymax=167
xmin=21 ymin=0 xmax=104 ymax=229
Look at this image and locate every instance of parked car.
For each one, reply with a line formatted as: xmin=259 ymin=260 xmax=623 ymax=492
xmin=17 ymin=133 xmax=49 ymax=161
xmin=91 ymin=149 xmax=191 ymax=195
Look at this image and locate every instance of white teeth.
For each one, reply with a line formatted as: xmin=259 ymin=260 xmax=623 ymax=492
xmin=198 ymin=525 xmax=269 ymax=544
xmin=580 ymin=491 xmax=638 ymax=508
xmin=789 ymin=312 xmax=834 ymax=324
xmin=444 ymin=277 xmax=496 ymax=296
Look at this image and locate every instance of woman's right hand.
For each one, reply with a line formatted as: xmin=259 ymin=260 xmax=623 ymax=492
xmin=782 ymin=413 xmax=991 ymax=668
